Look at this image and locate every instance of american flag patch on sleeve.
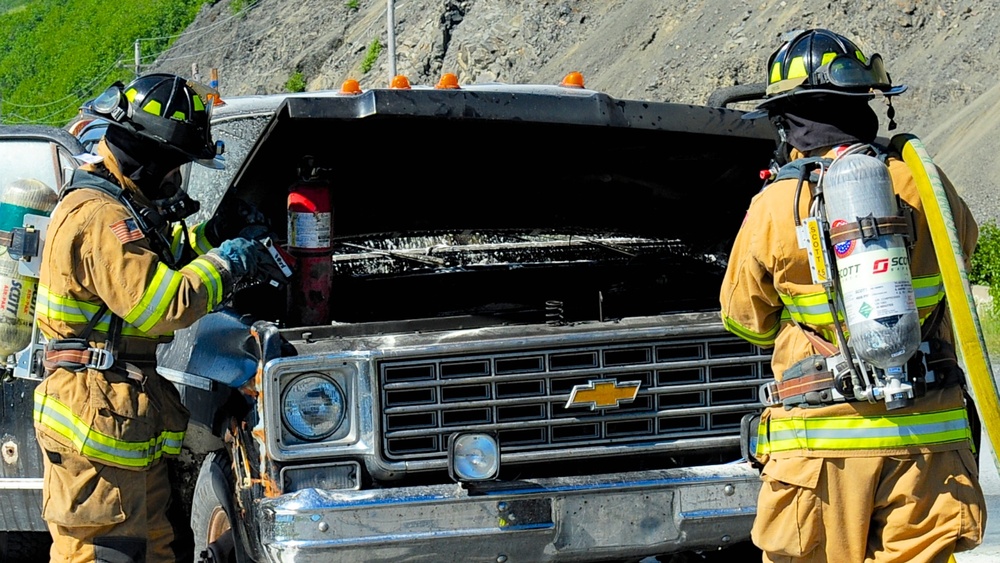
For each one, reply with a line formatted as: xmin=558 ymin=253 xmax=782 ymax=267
xmin=110 ymin=218 xmax=144 ymax=244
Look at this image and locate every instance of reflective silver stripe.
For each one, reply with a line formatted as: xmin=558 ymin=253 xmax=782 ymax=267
xmin=190 ymin=222 xmax=214 ymax=255
xmin=769 ymin=417 xmax=968 ymax=442
xmin=34 ymin=390 xmax=184 ymax=467
xmin=764 ymin=408 xmax=971 ymax=452
xmin=184 ymin=257 xmax=224 ymax=311
xmin=125 ymin=263 xmax=183 ymax=332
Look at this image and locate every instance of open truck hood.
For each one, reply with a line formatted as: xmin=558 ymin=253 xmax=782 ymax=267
xmin=217 ymin=86 xmax=777 ymax=245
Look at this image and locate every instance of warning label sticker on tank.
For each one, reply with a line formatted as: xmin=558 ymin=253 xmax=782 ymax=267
xmin=288 ymin=211 xmax=332 ymax=249
xmin=836 ymin=246 xmax=916 ymax=320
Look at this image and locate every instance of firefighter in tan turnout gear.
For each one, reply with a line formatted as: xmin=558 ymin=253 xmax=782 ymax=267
xmin=721 ymin=30 xmax=986 ymax=562
xmin=32 ymin=74 xmax=288 ymax=563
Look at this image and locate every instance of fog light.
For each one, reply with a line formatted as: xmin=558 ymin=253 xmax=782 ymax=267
xmin=448 ymin=433 xmax=499 ymax=482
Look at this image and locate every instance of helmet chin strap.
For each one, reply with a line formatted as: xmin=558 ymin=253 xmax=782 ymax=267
xmin=152 ymin=191 xmax=201 ymax=222
xmin=886 ymin=97 xmax=898 ymax=131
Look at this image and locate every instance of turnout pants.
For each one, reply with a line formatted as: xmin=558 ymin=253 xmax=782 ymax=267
xmin=41 ymin=444 xmax=177 ymax=563
xmin=752 ymin=450 xmax=985 ymax=563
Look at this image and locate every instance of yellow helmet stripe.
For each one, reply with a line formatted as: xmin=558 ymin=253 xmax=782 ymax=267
xmin=770 ymin=61 xmax=783 ymax=84
xmin=142 ymin=99 xmax=163 ymax=116
xmin=786 ymin=56 xmax=808 ymax=80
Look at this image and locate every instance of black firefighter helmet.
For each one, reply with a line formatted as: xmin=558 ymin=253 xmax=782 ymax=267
xmin=86 ymin=73 xmax=224 ymax=169
xmin=751 ymin=29 xmax=907 ymax=115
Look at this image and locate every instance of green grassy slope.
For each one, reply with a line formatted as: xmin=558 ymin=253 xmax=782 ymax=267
xmin=0 ymin=0 xmax=205 ymax=125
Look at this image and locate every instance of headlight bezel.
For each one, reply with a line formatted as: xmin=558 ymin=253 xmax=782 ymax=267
xmin=263 ymin=357 xmax=367 ymax=460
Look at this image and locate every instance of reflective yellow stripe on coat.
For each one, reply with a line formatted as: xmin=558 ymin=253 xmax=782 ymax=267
xmin=171 ymin=222 xmax=216 ymax=257
xmin=36 ymin=286 xmax=156 ymax=338
xmin=122 ymin=257 xmax=226 ymax=330
xmin=779 ymin=273 xmax=944 ymax=339
xmin=758 ymin=407 xmax=971 ymax=454
xmin=188 ymin=222 xmax=215 ymax=255
xmin=33 ymin=390 xmax=184 ymax=468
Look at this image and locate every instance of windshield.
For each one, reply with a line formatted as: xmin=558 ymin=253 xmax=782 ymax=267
xmin=0 ymin=139 xmax=75 ymax=196
xmin=185 ymin=114 xmax=273 ymax=224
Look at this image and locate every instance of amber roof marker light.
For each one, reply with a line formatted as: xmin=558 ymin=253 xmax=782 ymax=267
xmin=390 ymin=75 xmax=411 ymax=90
xmin=340 ymin=79 xmax=362 ymax=95
xmin=435 ymin=73 xmax=461 ymax=89
xmin=559 ymin=71 xmax=586 ymax=88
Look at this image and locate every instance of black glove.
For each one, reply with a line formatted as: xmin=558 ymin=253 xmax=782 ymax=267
xmin=206 ymin=198 xmax=269 ymax=247
xmin=213 ymin=237 xmax=292 ymax=289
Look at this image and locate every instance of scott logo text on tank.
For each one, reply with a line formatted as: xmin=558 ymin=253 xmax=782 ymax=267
xmin=873 ymin=255 xmax=909 ymax=274
xmin=2 ymin=279 xmax=22 ymax=316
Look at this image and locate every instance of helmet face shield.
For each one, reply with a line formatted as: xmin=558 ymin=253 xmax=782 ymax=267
xmin=91 ymin=82 xmax=130 ymax=122
xmin=821 ymin=53 xmax=892 ymax=90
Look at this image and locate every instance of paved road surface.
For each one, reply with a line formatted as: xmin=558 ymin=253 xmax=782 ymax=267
xmin=956 ymin=429 xmax=1000 ymax=562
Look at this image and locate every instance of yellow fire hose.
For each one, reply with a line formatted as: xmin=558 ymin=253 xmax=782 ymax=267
xmin=892 ymin=134 xmax=1000 ymax=474
xmin=894 ymin=134 xmax=997 ymax=563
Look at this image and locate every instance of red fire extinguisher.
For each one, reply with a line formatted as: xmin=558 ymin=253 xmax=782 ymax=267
xmin=286 ymin=157 xmax=333 ymax=326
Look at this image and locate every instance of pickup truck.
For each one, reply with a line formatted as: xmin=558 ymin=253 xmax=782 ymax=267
xmin=0 ymin=77 xmax=778 ymax=562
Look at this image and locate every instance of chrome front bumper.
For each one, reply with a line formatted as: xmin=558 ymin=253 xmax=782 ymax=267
xmin=258 ymin=463 xmax=760 ymax=562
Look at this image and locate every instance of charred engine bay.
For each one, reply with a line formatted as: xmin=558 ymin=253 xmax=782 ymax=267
xmin=216 ymin=97 xmax=772 ymax=330
xmin=232 ymin=231 xmax=729 ymax=328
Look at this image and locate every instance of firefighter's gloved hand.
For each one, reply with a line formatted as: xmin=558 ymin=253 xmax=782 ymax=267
xmin=205 ymin=198 xmax=269 ymax=247
xmin=214 ymin=238 xmax=258 ymax=279
xmin=214 ymin=237 xmax=290 ymax=289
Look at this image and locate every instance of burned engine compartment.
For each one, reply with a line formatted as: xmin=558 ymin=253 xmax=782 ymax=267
xmin=215 ymin=89 xmax=776 ymax=329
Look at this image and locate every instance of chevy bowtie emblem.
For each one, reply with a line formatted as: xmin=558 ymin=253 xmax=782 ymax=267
xmin=565 ymin=379 xmax=641 ymax=410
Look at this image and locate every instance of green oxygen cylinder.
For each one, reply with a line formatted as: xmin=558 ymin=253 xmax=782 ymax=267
xmin=0 ymin=178 xmax=58 ymax=359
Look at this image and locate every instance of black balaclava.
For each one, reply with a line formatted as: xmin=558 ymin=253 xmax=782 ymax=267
xmin=104 ymin=126 xmax=190 ymax=200
xmin=772 ymin=95 xmax=880 ymax=153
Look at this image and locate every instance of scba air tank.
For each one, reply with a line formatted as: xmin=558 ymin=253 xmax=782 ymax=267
xmin=823 ymin=153 xmax=920 ymax=370
xmin=0 ymin=178 xmax=58 ymax=358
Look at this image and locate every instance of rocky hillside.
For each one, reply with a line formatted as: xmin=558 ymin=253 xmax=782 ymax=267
xmin=151 ymin=0 xmax=1000 ymax=223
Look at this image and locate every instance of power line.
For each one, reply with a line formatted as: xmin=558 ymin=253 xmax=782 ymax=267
xmin=0 ymin=0 xmax=269 ymax=124
xmin=0 ymin=59 xmax=121 ymax=109
xmin=152 ymin=19 xmax=277 ymax=64
xmin=135 ymin=2 xmax=251 ymax=43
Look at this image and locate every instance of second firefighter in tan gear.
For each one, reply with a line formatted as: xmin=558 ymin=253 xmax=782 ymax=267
xmin=721 ymin=29 xmax=985 ymax=563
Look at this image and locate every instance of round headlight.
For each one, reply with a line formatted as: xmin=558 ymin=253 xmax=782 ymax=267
xmin=282 ymin=374 xmax=345 ymax=440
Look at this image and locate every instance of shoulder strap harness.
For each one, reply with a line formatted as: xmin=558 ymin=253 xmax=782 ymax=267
xmin=44 ymin=169 xmax=188 ymax=372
